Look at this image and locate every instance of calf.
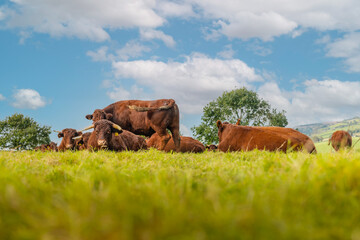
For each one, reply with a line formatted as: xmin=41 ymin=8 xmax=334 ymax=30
xmin=205 ymin=144 xmax=218 ymax=151
xmin=34 ymin=142 xmax=58 ymax=152
xmin=217 ymin=120 xmax=307 ymax=153
xmin=73 ymin=132 xmax=92 ymax=150
xmin=83 ymin=119 xmax=147 ymax=151
xmin=55 ymin=129 xmax=82 ymax=151
xmin=329 ymin=130 xmax=352 ymax=151
xmin=146 ymin=133 xmax=205 ymax=153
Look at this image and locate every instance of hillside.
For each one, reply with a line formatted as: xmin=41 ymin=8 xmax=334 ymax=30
xmin=295 ymin=117 xmax=360 ymax=141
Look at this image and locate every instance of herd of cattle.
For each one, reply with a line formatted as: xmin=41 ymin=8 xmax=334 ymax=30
xmin=34 ymin=99 xmax=354 ymax=153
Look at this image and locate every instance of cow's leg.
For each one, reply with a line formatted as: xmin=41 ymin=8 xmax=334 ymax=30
xmin=151 ymin=126 xmax=171 ymax=150
xmin=169 ymin=127 xmax=180 ymax=152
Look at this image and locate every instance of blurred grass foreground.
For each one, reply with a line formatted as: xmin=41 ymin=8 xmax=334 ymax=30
xmin=1 ymin=149 xmax=360 ymax=239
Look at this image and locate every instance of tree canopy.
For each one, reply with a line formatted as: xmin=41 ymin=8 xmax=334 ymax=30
xmin=192 ymin=88 xmax=288 ymax=144
xmin=0 ymin=113 xmax=51 ymax=150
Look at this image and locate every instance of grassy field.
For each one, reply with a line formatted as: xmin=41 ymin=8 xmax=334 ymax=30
xmin=315 ymin=137 xmax=360 ymax=153
xmin=1 ymin=149 xmax=360 ymax=239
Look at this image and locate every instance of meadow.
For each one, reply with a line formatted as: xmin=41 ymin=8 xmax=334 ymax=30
xmin=1 ymin=149 xmax=360 ymax=240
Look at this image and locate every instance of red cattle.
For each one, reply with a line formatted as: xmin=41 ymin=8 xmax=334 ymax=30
xmin=217 ymin=120 xmax=314 ymax=153
xmin=328 ymin=130 xmax=352 ymax=151
xmin=55 ymin=129 xmax=82 ymax=151
xmin=34 ymin=142 xmax=58 ymax=152
xmin=83 ymin=119 xmax=147 ymax=151
xmin=235 ymin=120 xmax=316 ymax=153
xmin=146 ymin=133 xmax=205 ymax=153
xmin=85 ymin=99 xmax=180 ymax=151
xmin=73 ymin=132 xmax=92 ymax=150
xmin=205 ymin=144 xmax=218 ymax=151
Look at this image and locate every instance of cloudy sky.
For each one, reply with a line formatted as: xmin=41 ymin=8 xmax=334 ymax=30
xmin=1 ymin=0 xmax=360 ymax=142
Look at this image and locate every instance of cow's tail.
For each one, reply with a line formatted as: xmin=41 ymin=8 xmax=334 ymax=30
xmin=128 ymin=99 xmax=175 ymax=112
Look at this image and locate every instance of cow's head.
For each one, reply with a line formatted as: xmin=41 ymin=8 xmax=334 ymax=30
xmin=86 ymin=109 xmax=113 ymax=123
xmin=205 ymin=144 xmax=218 ymax=151
xmin=56 ymin=128 xmax=82 ymax=150
xmin=82 ymin=119 xmax=122 ymax=149
xmin=49 ymin=142 xmax=58 ymax=151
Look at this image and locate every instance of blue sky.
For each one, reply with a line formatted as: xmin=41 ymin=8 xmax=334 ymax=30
xmin=1 ymin=0 xmax=360 ymax=143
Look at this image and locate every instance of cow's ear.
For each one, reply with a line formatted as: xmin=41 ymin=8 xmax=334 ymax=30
xmin=216 ymin=120 xmax=223 ymax=129
xmin=86 ymin=114 xmax=93 ymax=120
xmin=75 ymin=131 xmax=83 ymax=137
xmin=58 ymin=132 xmax=64 ymax=138
xmin=106 ymin=113 xmax=113 ymax=120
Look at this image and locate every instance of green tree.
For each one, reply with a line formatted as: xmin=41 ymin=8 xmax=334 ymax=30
xmin=0 ymin=113 xmax=51 ymax=150
xmin=192 ymin=88 xmax=288 ymax=144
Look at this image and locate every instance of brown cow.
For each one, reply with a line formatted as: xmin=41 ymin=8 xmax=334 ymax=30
xmin=85 ymin=99 xmax=180 ymax=151
xmin=217 ymin=120 xmax=312 ymax=153
xmin=84 ymin=119 xmax=147 ymax=151
xmin=329 ymin=130 xmax=352 ymax=151
xmin=55 ymin=129 xmax=82 ymax=151
xmin=235 ymin=120 xmax=316 ymax=153
xmin=146 ymin=133 xmax=205 ymax=153
xmin=73 ymin=132 xmax=92 ymax=150
xmin=205 ymin=144 xmax=218 ymax=151
xmin=34 ymin=142 xmax=58 ymax=152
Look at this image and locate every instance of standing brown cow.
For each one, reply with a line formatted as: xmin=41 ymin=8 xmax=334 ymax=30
xmin=55 ymin=129 xmax=82 ymax=151
xmin=329 ymin=130 xmax=352 ymax=151
xmin=146 ymin=133 xmax=205 ymax=153
xmin=84 ymin=119 xmax=147 ymax=151
xmin=217 ymin=120 xmax=312 ymax=153
xmin=85 ymin=99 xmax=180 ymax=151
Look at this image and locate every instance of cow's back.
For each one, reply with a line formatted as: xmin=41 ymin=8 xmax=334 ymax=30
xmin=218 ymin=125 xmax=301 ymax=152
xmin=254 ymin=126 xmax=316 ymax=153
xmin=330 ymin=130 xmax=352 ymax=151
xmin=103 ymin=100 xmax=178 ymax=136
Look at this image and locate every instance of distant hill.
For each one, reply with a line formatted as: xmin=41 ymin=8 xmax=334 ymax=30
xmin=295 ymin=117 xmax=360 ymax=141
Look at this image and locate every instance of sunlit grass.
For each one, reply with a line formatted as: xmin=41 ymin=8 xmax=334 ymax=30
xmin=1 ymin=149 xmax=360 ymax=239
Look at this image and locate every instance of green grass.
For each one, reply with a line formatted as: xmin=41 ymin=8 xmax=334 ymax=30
xmin=1 ymin=149 xmax=360 ymax=239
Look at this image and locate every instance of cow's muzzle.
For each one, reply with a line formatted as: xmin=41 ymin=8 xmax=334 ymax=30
xmin=97 ymin=139 xmax=108 ymax=149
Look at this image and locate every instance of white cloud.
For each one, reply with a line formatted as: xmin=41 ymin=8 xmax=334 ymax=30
xmin=0 ymin=94 xmax=5 ymax=101
xmin=11 ymin=89 xmax=47 ymax=109
xmin=156 ymin=1 xmax=195 ymax=18
xmin=87 ymin=46 xmax=113 ymax=62
xmin=217 ymin=44 xmax=235 ymax=59
xmin=217 ymin=11 xmax=297 ymax=41
xmin=140 ymin=28 xmax=176 ymax=47
xmin=2 ymin=0 xmax=164 ymax=42
xmin=191 ymin=0 xmax=360 ymax=41
xmin=87 ymin=41 xmax=152 ymax=63
xmin=116 ymin=41 xmax=152 ymax=60
xmin=180 ymin=124 xmax=191 ymax=136
xmin=109 ymin=53 xmax=263 ymax=113
xmin=325 ymin=32 xmax=360 ymax=72
xmin=258 ymin=80 xmax=360 ymax=126
xmin=4 ymin=0 xmax=360 ymax=43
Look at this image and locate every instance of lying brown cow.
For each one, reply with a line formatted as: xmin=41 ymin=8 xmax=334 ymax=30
xmin=85 ymin=99 xmax=180 ymax=151
xmin=83 ymin=119 xmax=147 ymax=151
xmin=146 ymin=133 xmax=205 ymax=153
xmin=205 ymin=144 xmax=218 ymax=151
xmin=235 ymin=119 xmax=316 ymax=153
xmin=73 ymin=132 xmax=92 ymax=150
xmin=217 ymin=120 xmax=314 ymax=153
xmin=55 ymin=129 xmax=82 ymax=151
xmin=329 ymin=130 xmax=352 ymax=151
xmin=34 ymin=142 xmax=58 ymax=152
